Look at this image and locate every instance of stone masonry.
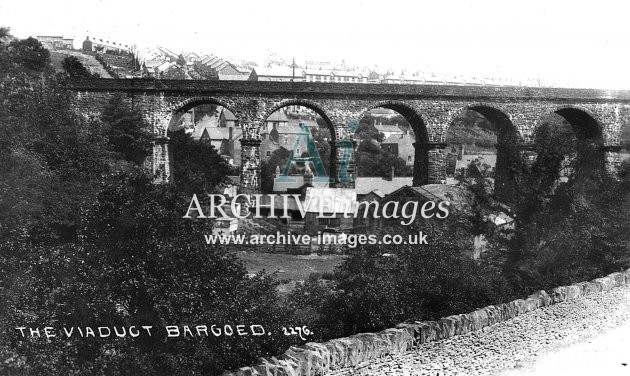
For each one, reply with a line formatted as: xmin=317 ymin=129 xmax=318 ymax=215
xmin=68 ymin=78 xmax=630 ymax=195
xmin=221 ymin=269 xmax=630 ymax=376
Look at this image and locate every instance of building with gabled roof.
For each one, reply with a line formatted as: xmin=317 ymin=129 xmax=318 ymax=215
xmin=38 ymin=35 xmax=74 ymax=50
xmin=157 ymin=46 xmax=178 ymax=60
xmin=374 ymin=123 xmax=404 ymax=139
xmin=255 ymin=66 xmax=302 ymax=82
xmin=382 ymin=131 xmax=416 ymax=165
xmin=218 ymin=71 xmax=254 ymax=81
xmin=183 ymin=52 xmax=200 ymax=62
xmin=354 ymin=177 xmax=413 ymax=199
xmin=192 ymin=125 xmax=243 ymax=166
xmin=303 ymin=187 xmax=357 ymax=234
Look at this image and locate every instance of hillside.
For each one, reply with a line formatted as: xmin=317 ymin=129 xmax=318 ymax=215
xmin=50 ymin=50 xmax=112 ymax=78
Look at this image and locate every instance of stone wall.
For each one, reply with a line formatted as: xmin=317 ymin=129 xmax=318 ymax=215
xmin=221 ymin=269 xmax=630 ymax=376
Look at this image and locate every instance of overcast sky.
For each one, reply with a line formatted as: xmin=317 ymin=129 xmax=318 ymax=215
xmin=1 ymin=0 xmax=629 ymax=88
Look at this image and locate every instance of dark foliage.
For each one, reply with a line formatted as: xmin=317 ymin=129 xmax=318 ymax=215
xmin=168 ymin=129 xmax=232 ymax=195
xmin=101 ymin=94 xmax=152 ymax=165
xmin=61 ymin=56 xmax=95 ymax=78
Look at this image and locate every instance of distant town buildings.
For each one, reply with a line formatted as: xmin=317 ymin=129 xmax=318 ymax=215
xmin=82 ymin=36 xmax=131 ymax=54
xmin=255 ymin=66 xmax=299 ymax=82
xmin=31 ymin=31 xmax=551 ymax=87
xmin=37 ymin=36 xmax=74 ymax=50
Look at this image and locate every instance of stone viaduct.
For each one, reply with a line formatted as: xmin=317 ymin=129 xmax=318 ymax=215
xmin=68 ymin=78 xmax=630 ymax=200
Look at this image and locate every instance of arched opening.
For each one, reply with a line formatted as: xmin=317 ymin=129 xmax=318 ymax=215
xmin=354 ymin=103 xmax=429 ymax=197
xmin=534 ymin=107 xmax=604 ymax=192
xmin=166 ymin=100 xmax=240 ymax=194
xmin=259 ymin=103 xmax=335 ymax=194
xmin=445 ymin=106 xmax=520 ymax=203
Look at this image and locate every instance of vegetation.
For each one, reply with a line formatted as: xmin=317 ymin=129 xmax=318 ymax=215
xmin=1 ymin=29 xmax=629 ymax=376
xmin=446 ymin=110 xmax=497 ymax=150
xmin=355 ymin=139 xmax=413 ymax=177
xmin=0 ymin=31 xmax=297 ymax=375
xmin=61 ymin=56 xmax=99 ymax=78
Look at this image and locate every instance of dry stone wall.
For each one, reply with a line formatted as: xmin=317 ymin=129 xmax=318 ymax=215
xmin=221 ymin=269 xmax=630 ymax=376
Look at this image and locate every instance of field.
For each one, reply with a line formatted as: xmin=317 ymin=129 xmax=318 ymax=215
xmin=236 ymin=251 xmax=346 ymax=292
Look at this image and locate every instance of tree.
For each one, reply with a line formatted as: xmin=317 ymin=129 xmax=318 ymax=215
xmin=101 ymin=94 xmax=152 ymax=165
xmin=0 ymin=34 xmax=297 ymax=374
xmin=355 ymin=140 xmax=412 ymax=177
xmin=0 ymin=26 xmax=9 ymax=40
xmin=502 ymin=158 xmax=630 ymax=294
xmin=176 ymin=54 xmax=186 ymax=67
xmin=8 ymin=37 xmax=50 ymax=73
xmin=356 ymin=121 xmax=383 ymax=142
xmin=260 ymin=147 xmax=291 ymax=192
xmin=2 ymin=169 xmax=298 ymax=375
xmin=168 ymin=129 xmax=231 ymax=194
xmin=288 ymin=217 xmax=515 ymax=338
xmin=0 ymin=45 xmax=111 ymax=243
xmin=61 ymin=56 xmax=93 ymax=77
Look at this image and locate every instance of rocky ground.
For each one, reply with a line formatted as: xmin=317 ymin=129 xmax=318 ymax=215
xmin=326 ymin=285 xmax=630 ymax=376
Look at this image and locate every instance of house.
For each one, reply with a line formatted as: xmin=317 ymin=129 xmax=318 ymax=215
xmin=354 ymin=176 xmax=413 ymax=200
xmin=272 ymin=162 xmax=331 ymax=193
xmin=193 ymin=55 xmax=251 ymax=80
xmin=384 ymin=184 xmax=474 ymax=212
xmin=255 ymin=66 xmax=302 ymax=82
xmin=303 ymin=187 xmax=357 ymax=235
xmin=160 ymin=64 xmax=190 ymax=79
xmin=265 ymin=111 xmax=290 ymax=131
xmin=183 ymin=52 xmax=201 ymax=62
xmin=191 ymin=126 xmax=243 ymax=166
xmin=261 ymin=112 xmax=292 ymax=155
xmin=374 ymin=122 xmax=404 ymax=139
xmin=380 ymin=73 xmax=425 ymax=85
xmin=219 ymin=108 xmax=237 ymax=128
xmin=38 ymin=35 xmax=74 ymax=50
xmin=219 ymin=71 xmax=254 ymax=81
xmin=84 ymin=37 xmax=132 ymax=53
xmin=260 ymin=117 xmax=301 ymax=160
xmin=157 ymin=47 xmax=178 ymax=61
xmin=303 ymin=69 xmax=367 ymax=84
xmin=381 ymin=131 xmax=416 ymax=165
xmin=379 ymin=184 xmax=515 ymax=259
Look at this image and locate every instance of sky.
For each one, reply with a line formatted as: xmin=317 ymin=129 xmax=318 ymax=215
xmin=1 ymin=0 xmax=629 ymax=88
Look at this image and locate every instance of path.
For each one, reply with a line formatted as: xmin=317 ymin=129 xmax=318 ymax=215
xmin=326 ymin=285 xmax=630 ymax=375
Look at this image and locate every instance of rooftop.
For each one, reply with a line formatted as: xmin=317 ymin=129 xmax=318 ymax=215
xmin=267 ymin=111 xmax=289 ymax=122
xmin=375 ymin=124 xmax=403 ymax=133
xmin=407 ymin=184 xmax=473 ymax=210
xmin=355 ymin=177 xmax=413 ymax=196
xmin=255 ymin=66 xmax=296 ymax=77
xmin=304 ymin=187 xmax=357 ymax=214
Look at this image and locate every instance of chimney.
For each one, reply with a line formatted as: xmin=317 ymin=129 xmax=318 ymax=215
xmin=384 ymin=166 xmax=394 ymax=181
xmin=303 ymin=164 xmax=313 ymax=186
